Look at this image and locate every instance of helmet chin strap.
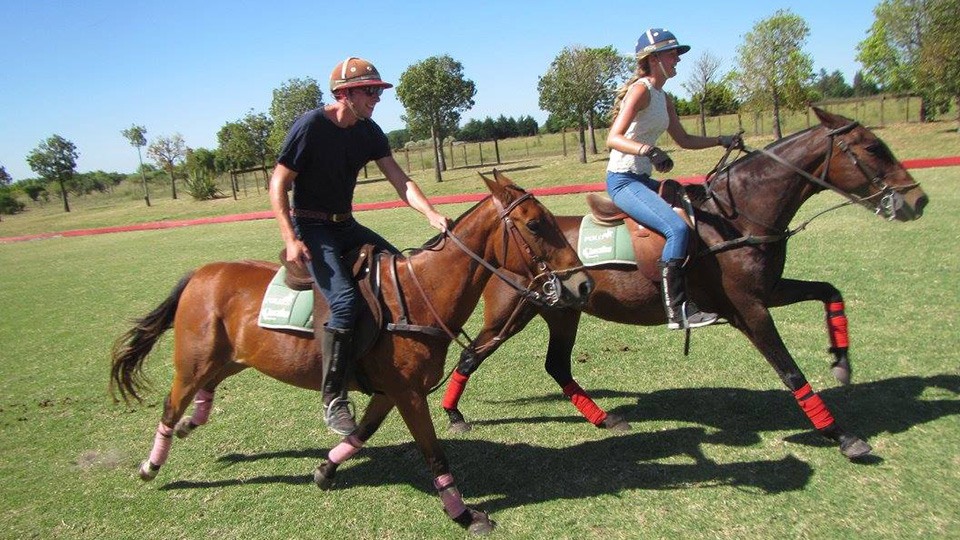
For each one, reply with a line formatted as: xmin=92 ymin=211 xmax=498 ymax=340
xmin=343 ymin=94 xmax=368 ymax=122
xmin=657 ymin=57 xmax=670 ymax=79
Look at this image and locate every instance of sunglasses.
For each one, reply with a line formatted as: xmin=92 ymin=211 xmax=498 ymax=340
xmin=355 ymin=86 xmax=384 ymax=97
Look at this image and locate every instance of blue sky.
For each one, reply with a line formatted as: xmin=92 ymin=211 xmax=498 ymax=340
xmin=1 ymin=0 xmax=880 ymax=180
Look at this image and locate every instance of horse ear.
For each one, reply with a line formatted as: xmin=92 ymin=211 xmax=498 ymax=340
xmin=479 ymin=170 xmax=500 ymax=197
xmin=492 ymin=168 xmax=517 ymax=189
xmin=813 ymin=106 xmax=850 ymax=129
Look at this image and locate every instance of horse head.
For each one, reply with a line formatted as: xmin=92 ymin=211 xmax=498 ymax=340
xmin=812 ymin=107 xmax=928 ymax=221
xmin=476 ymin=169 xmax=593 ymax=308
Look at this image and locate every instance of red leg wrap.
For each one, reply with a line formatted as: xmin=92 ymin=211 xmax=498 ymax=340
xmin=562 ymin=381 xmax=607 ymax=426
xmin=792 ymin=383 xmax=835 ymax=430
xmin=826 ymin=301 xmax=849 ymax=349
xmin=442 ymin=371 xmax=469 ymax=410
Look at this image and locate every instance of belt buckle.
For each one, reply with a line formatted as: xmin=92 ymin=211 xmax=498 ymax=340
xmin=331 ymin=212 xmax=349 ymax=223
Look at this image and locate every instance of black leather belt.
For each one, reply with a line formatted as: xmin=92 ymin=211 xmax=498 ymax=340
xmin=291 ymin=209 xmax=353 ymax=222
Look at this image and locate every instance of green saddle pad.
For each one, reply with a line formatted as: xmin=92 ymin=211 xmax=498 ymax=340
xmin=258 ymin=267 xmax=314 ymax=333
xmin=577 ymin=216 xmax=637 ymax=267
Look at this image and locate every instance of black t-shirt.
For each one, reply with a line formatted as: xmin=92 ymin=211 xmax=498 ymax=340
xmin=277 ymin=108 xmax=391 ymax=214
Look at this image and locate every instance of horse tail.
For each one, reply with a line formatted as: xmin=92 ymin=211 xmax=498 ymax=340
xmin=109 ymin=271 xmax=195 ymax=404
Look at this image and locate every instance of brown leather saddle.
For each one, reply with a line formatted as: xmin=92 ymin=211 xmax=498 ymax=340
xmin=279 ymin=245 xmax=446 ymax=394
xmin=586 ymin=179 xmax=696 ymax=281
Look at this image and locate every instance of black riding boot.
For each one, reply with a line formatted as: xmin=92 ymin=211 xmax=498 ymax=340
xmin=659 ymin=259 xmax=719 ymax=330
xmin=321 ymin=326 xmax=357 ymax=436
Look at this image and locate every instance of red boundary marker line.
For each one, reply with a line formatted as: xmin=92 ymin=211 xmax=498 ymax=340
xmin=3 ymin=156 xmax=956 ymax=245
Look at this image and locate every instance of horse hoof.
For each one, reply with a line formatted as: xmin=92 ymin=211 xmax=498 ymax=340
xmin=840 ymin=438 xmax=873 ymax=459
xmin=831 ymin=365 xmax=852 ymax=386
xmin=600 ymin=414 xmax=631 ymax=431
xmin=449 ymin=420 xmax=473 ymax=434
xmin=314 ymin=462 xmax=337 ymax=490
xmin=174 ymin=417 xmax=195 ymax=439
xmin=138 ymin=460 xmax=158 ymax=481
xmin=456 ymin=509 xmax=496 ymax=534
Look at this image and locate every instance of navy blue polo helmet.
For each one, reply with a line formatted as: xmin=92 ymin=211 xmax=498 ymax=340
xmin=635 ymin=29 xmax=691 ymax=59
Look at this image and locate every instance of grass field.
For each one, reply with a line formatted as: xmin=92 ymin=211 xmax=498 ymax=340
xmin=0 ymin=120 xmax=958 ymax=539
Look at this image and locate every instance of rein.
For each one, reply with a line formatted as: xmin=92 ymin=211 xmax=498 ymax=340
xmin=699 ymin=122 xmax=918 ymax=257
xmin=396 ymin=191 xmax=580 ymax=346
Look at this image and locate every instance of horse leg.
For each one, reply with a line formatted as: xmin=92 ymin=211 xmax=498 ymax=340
xmin=140 ymin=329 xmax=237 ymax=481
xmin=735 ymin=303 xmax=871 ymax=459
xmin=541 ymin=309 xmax=631 ymax=431
xmin=768 ymin=278 xmax=852 ymax=384
xmin=442 ymin=285 xmax=540 ymax=433
xmin=395 ymin=388 xmax=495 ymax=533
xmin=314 ymin=392 xmax=395 ymax=490
xmin=173 ymin=363 xmax=247 ymax=438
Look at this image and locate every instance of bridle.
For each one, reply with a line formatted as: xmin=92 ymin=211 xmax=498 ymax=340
xmin=397 ymin=190 xmax=585 ymax=392
xmin=701 ymin=123 xmax=919 ymax=256
xmin=398 ymin=190 xmax=582 ymax=348
xmin=755 ymin=122 xmax=915 ymax=220
xmin=442 ymin=190 xmax=582 ymax=308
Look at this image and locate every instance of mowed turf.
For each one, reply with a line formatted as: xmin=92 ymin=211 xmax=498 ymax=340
xmin=0 ymin=141 xmax=958 ymax=537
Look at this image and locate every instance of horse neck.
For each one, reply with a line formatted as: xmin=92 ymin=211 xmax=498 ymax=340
xmin=404 ymin=198 xmax=505 ymax=329
xmin=717 ymin=127 xmax=830 ymax=233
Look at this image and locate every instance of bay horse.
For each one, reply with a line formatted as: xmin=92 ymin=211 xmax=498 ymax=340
xmin=110 ymin=170 xmax=593 ymax=534
xmin=441 ymin=108 xmax=928 ymax=459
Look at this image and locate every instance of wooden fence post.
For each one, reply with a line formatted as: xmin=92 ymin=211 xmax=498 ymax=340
xmin=494 ymin=138 xmax=501 ymax=164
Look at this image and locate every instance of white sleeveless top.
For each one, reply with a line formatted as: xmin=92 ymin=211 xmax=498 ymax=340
xmin=607 ymin=78 xmax=669 ymax=176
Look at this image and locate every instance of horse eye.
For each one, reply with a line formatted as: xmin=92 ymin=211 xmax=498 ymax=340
xmin=525 ymin=219 xmax=542 ymax=234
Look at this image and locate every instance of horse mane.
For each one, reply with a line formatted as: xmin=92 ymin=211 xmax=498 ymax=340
xmin=409 ymin=183 xmax=528 ymax=254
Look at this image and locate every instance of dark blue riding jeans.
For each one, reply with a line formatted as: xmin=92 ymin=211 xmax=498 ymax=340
xmin=606 ymin=171 xmax=688 ymax=261
xmin=294 ymin=217 xmax=399 ymax=331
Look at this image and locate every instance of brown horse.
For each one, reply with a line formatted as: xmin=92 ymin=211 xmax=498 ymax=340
xmin=441 ymin=108 xmax=928 ymax=459
xmin=110 ymin=170 xmax=592 ymax=534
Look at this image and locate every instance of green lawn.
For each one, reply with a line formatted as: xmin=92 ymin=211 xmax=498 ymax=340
xmin=0 ymin=121 xmax=957 ymax=539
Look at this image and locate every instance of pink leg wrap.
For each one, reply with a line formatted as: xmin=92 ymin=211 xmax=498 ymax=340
xmin=442 ymin=371 xmax=469 ymax=410
xmin=434 ymin=473 xmax=468 ymax=519
xmin=826 ymin=301 xmax=850 ymax=349
xmin=562 ymin=381 xmax=607 ymax=426
xmin=328 ymin=434 xmax=364 ymax=464
xmin=148 ymin=423 xmax=175 ymax=466
xmin=190 ymin=389 xmax=215 ymax=425
xmin=793 ymin=383 xmax=835 ymax=430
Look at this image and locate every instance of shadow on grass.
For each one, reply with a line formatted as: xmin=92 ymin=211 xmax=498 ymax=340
xmin=157 ymin=374 xmax=957 ymax=514
xmin=162 ymin=426 xmax=812 ymax=513
xmin=467 ymin=374 xmax=960 ymax=446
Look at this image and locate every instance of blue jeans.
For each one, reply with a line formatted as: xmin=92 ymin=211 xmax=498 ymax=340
xmin=606 ymin=171 xmax=688 ymax=261
xmin=294 ymin=217 xmax=399 ymax=330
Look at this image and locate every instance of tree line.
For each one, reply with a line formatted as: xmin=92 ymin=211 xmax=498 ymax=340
xmin=2 ymin=1 xmax=956 ymax=216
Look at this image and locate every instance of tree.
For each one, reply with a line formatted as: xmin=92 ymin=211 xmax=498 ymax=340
xmin=538 ymin=45 xmax=631 ymax=163
xmin=121 ymin=124 xmax=151 ymax=206
xmin=0 ymin=165 xmax=11 ymax=186
xmin=856 ymin=0 xmax=960 ymax=122
xmin=268 ymin=77 xmax=322 ymax=155
xmin=735 ymin=9 xmax=815 ymax=139
xmin=812 ymin=69 xmax=854 ymax=99
xmin=852 ymin=70 xmax=881 ymax=96
xmin=244 ymin=110 xmax=275 ymax=187
xmin=396 ymin=55 xmax=477 ymax=182
xmin=26 ymin=134 xmax=78 ymax=212
xmin=217 ymin=121 xmax=255 ymax=171
xmin=917 ymin=0 xmax=960 ymax=126
xmin=682 ymin=51 xmax=723 ymax=136
xmin=147 ymin=133 xmax=186 ymax=199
